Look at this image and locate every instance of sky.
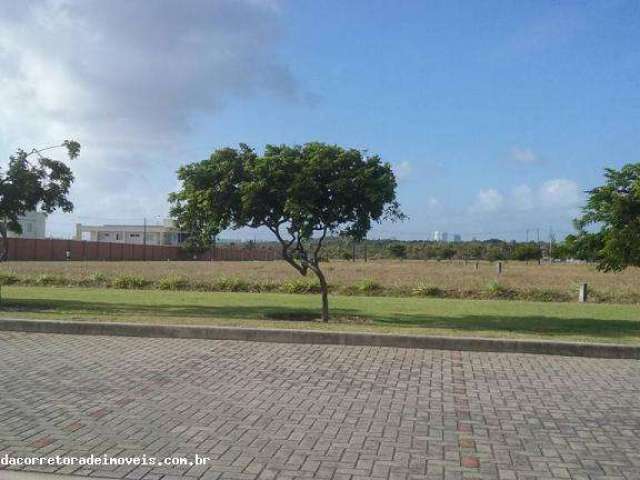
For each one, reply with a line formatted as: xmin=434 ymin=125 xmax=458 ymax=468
xmin=0 ymin=0 xmax=639 ymax=241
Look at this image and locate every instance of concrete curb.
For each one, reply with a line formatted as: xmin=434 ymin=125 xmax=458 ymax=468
xmin=0 ymin=318 xmax=638 ymax=359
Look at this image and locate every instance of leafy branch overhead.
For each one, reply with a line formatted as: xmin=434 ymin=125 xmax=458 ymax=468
xmin=0 ymin=140 xmax=80 ymax=260
xmin=170 ymin=142 xmax=404 ymax=321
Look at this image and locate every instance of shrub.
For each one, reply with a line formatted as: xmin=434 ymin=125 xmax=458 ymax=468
xmin=34 ymin=273 xmax=67 ymax=286
xmin=77 ymin=271 xmax=108 ymax=287
xmin=387 ymin=243 xmax=407 ymax=259
xmin=485 ymin=280 xmax=514 ymax=298
xmin=157 ymin=276 xmax=189 ymax=290
xmin=281 ymin=278 xmax=321 ymax=294
xmin=522 ymin=288 xmax=570 ymax=302
xmin=0 ymin=271 xmax=18 ymax=285
xmin=213 ymin=276 xmax=250 ymax=292
xmin=89 ymin=271 xmax=108 ymax=283
xmin=355 ymin=278 xmax=382 ymax=294
xmin=412 ymin=283 xmax=443 ymax=297
xmin=111 ymin=275 xmax=148 ymax=289
xmin=250 ymin=280 xmax=279 ymax=292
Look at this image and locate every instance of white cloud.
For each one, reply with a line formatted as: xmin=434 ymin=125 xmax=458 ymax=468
xmin=393 ymin=161 xmax=412 ymax=181
xmin=510 ymin=147 xmax=540 ymax=166
xmin=472 ymin=188 xmax=504 ymax=213
xmin=471 ymin=179 xmax=580 ymax=216
xmin=0 ymin=0 xmax=297 ymax=235
xmin=538 ymin=179 xmax=580 ymax=208
xmin=512 ymin=184 xmax=534 ymax=210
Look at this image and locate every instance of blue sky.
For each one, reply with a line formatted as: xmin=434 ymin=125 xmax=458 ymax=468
xmin=1 ymin=0 xmax=639 ymax=240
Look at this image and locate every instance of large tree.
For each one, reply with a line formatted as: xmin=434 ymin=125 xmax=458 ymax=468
xmin=169 ymin=142 xmax=403 ymax=321
xmin=572 ymin=163 xmax=640 ymax=271
xmin=0 ymin=141 xmax=80 ymax=261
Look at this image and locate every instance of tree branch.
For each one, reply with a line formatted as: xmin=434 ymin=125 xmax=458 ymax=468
xmin=312 ymin=227 xmax=327 ymax=264
xmin=268 ymin=223 xmax=307 ymax=275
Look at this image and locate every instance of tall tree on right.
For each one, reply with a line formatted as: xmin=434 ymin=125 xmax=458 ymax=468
xmin=572 ymin=163 xmax=640 ymax=271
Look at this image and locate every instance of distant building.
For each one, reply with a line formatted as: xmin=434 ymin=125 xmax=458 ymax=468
xmin=433 ymin=231 xmax=449 ymax=242
xmin=7 ymin=211 xmax=47 ymax=239
xmin=75 ymin=219 xmax=182 ymax=246
xmin=453 ymin=234 xmax=462 ymax=242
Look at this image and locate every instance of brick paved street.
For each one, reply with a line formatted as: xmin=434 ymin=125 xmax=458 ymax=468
xmin=0 ymin=332 xmax=639 ymax=480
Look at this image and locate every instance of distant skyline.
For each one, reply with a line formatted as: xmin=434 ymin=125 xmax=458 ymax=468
xmin=1 ymin=0 xmax=639 ymax=241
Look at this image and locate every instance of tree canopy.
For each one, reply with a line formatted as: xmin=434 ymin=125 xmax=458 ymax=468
xmin=0 ymin=141 xmax=80 ymax=260
xmin=572 ymin=163 xmax=640 ymax=271
xmin=169 ymin=142 xmax=404 ymax=320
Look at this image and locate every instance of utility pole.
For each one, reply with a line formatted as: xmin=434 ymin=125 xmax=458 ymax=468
xmin=143 ymin=217 xmax=147 ymax=261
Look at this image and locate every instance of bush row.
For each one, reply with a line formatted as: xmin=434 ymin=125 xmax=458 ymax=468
xmin=0 ymin=270 xmax=636 ymax=303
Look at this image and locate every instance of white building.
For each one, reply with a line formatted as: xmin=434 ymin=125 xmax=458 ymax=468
xmin=75 ymin=219 xmax=181 ymax=246
xmin=7 ymin=211 xmax=47 ymax=239
xmin=433 ymin=231 xmax=449 ymax=242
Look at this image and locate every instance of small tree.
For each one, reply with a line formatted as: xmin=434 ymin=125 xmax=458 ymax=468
xmin=169 ymin=142 xmax=403 ymax=321
xmin=512 ymin=243 xmax=542 ymax=261
xmin=0 ymin=141 xmax=80 ymax=260
xmin=387 ymin=243 xmax=407 ymax=259
xmin=573 ymin=164 xmax=640 ymax=271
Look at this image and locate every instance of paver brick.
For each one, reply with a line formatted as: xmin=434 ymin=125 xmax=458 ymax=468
xmin=0 ymin=332 xmax=638 ymax=479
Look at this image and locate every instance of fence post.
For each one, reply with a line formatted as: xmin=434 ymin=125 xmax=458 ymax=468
xmin=475 ymin=261 xmax=479 ymax=270
xmin=496 ymin=261 xmax=502 ymax=275
xmin=579 ymin=283 xmax=588 ymax=303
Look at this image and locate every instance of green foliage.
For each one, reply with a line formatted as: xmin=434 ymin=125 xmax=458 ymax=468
xmin=281 ymin=278 xmax=322 ymax=294
xmin=90 ymin=272 xmax=107 ymax=282
xmin=213 ymin=276 xmax=250 ymax=292
xmin=0 ymin=271 xmax=18 ymax=285
xmin=34 ymin=273 xmax=67 ymax=286
xmin=485 ymin=280 xmax=513 ymax=298
xmin=170 ymin=143 xmax=403 ymax=244
xmin=111 ymin=275 xmax=148 ymax=289
xmin=411 ymin=283 xmax=443 ymax=297
xmin=512 ymin=243 xmax=542 ymax=261
xmin=387 ymin=243 xmax=407 ymax=259
xmin=0 ymin=141 xmax=79 ymax=260
xmin=436 ymin=246 xmax=456 ymax=260
xmin=77 ymin=271 xmax=108 ymax=287
xmin=485 ymin=246 xmax=505 ymax=262
xmin=572 ymin=164 xmax=640 ymax=271
xmin=355 ymin=278 xmax=383 ymax=293
xmin=157 ymin=276 xmax=190 ymax=290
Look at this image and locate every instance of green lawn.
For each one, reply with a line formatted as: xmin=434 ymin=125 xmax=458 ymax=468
xmin=0 ymin=286 xmax=639 ymax=344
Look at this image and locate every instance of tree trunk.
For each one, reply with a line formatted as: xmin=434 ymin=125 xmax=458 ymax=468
xmin=0 ymin=223 xmax=8 ymax=262
xmin=310 ymin=265 xmax=330 ymax=322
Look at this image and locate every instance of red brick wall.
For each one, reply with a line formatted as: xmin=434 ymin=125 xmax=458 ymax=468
xmin=5 ymin=238 xmax=280 ymax=261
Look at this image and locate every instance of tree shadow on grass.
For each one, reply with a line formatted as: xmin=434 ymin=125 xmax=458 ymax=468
xmin=1 ymin=297 xmax=639 ymax=339
xmin=0 ymin=298 xmax=343 ymax=322
xmin=381 ymin=313 xmax=640 ymax=339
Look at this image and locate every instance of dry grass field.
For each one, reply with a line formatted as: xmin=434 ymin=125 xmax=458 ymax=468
xmin=2 ymin=259 xmax=640 ymax=303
